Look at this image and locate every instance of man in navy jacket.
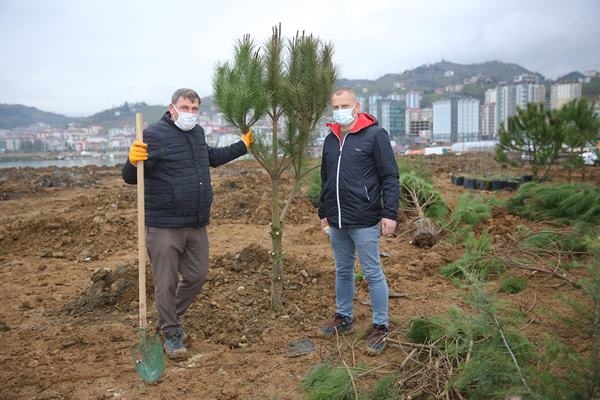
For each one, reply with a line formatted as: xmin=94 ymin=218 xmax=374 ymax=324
xmin=318 ymin=87 xmax=399 ymax=355
xmin=123 ymin=88 xmax=253 ymax=358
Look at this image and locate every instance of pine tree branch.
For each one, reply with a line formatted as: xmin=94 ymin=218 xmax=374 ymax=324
xmin=492 ymin=313 xmax=536 ymax=398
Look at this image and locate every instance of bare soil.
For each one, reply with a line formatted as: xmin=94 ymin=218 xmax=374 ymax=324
xmin=0 ymin=155 xmax=596 ymax=399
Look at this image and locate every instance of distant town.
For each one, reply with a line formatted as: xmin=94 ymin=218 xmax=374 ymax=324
xmin=1 ymin=69 xmax=599 ymax=158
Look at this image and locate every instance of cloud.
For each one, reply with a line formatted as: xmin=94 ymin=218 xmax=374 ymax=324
xmin=0 ymin=0 xmax=598 ymax=116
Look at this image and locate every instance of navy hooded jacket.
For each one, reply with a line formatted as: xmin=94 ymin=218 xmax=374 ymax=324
xmin=318 ymin=113 xmax=399 ymax=229
xmin=122 ymin=112 xmax=247 ymax=228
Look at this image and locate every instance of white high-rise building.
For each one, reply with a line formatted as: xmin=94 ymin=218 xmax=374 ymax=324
xmin=497 ymin=85 xmax=516 ymax=131
xmin=484 ymin=88 xmax=498 ymax=137
xmin=550 ymin=83 xmax=582 ymax=110
xmin=485 ymin=88 xmax=498 ymax=104
xmin=432 ymin=97 xmax=479 ymax=143
xmin=480 ymin=103 xmax=496 ymax=139
xmin=406 ymin=91 xmax=421 ymax=109
xmin=515 ymin=84 xmax=546 ymax=109
xmin=432 ymin=99 xmax=454 ymax=143
xmin=457 ymin=98 xmax=480 ymax=142
xmin=368 ymin=95 xmax=382 ymax=119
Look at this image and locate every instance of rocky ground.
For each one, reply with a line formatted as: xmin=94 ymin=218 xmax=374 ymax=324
xmin=0 ymin=154 xmax=596 ymax=399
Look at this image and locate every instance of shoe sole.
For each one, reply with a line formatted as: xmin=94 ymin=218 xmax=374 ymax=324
xmin=365 ymin=344 xmax=386 ymax=356
xmin=316 ymin=326 xmax=354 ymax=337
xmin=165 ymin=348 xmax=188 ymax=360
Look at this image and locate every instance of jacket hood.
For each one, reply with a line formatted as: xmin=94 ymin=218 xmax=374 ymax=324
xmin=326 ymin=113 xmax=378 ymax=140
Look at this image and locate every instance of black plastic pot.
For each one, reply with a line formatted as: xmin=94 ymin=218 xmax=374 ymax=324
xmin=476 ymin=180 xmax=491 ymax=191
xmin=491 ymin=180 xmax=506 ymax=190
xmin=455 ymin=176 xmax=464 ymax=186
xmin=521 ymin=175 xmax=533 ymax=182
xmin=463 ymin=178 xmax=476 ymax=189
xmin=505 ymin=180 xmax=520 ymax=191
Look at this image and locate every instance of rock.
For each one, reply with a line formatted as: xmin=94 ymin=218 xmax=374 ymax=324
xmin=91 ymin=267 xmax=111 ymax=282
xmin=20 ymin=301 xmax=33 ymax=310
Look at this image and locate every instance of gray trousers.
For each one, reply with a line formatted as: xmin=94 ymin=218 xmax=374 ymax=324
xmin=146 ymin=226 xmax=209 ymax=335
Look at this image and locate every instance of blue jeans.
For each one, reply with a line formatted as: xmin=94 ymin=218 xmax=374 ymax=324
xmin=329 ymin=223 xmax=389 ymax=327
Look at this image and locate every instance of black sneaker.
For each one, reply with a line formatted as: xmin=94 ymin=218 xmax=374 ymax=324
xmin=175 ymin=328 xmax=188 ymax=343
xmin=164 ymin=331 xmax=187 ymax=359
xmin=366 ymin=324 xmax=388 ymax=355
xmin=319 ymin=313 xmax=354 ymax=336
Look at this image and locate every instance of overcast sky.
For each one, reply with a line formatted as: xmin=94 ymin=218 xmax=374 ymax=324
xmin=1 ymin=0 xmax=599 ymax=116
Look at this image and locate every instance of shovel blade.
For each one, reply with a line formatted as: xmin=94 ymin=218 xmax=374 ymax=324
xmin=131 ymin=333 xmax=165 ymax=384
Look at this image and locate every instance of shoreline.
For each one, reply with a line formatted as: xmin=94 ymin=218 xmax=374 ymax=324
xmin=0 ymin=151 xmax=128 ymax=161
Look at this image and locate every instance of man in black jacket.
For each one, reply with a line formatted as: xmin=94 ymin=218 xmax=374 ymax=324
xmin=318 ymin=87 xmax=399 ymax=355
xmin=122 ymin=88 xmax=253 ymax=359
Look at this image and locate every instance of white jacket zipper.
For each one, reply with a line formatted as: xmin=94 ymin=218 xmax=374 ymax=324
xmin=335 ymin=134 xmax=348 ymax=229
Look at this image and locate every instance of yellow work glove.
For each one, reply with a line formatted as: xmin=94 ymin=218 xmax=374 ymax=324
xmin=241 ymin=130 xmax=254 ymax=149
xmin=128 ymin=140 xmax=148 ymax=165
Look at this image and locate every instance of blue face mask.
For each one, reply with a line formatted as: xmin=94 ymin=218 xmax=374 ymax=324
xmin=332 ymin=104 xmax=356 ymax=126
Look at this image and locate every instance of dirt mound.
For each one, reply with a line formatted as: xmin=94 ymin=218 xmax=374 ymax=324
xmin=184 ymin=243 xmax=330 ymax=348
xmin=0 ymin=166 xmax=102 ymax=200
xmin=61 ymin=243 xmax=330 ymax=349
xmin=212 ymin=173 xmax=316 ymax=225
xmin=64 ymin=264 xmax=152 ymax=315
xmin=1 ymin=211 xmax=136 ymax=261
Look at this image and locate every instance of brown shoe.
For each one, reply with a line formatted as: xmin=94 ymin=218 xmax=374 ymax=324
xmin=318 ymin=313 xmax=354 ymax=336
xmin=366 ymin=324 xmax=388 ymax=355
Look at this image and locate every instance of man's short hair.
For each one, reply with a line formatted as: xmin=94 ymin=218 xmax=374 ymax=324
xmin=171 ymin=88 xmax=201 ymax=105
xmin=332 ymin=87 xmax=357 ymax=100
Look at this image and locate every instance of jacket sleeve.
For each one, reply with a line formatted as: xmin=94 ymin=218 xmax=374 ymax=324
xmin=373 ymin=129 xmax=399 ymax=220
xmin=208 ymin=140 xmax=248 ymax=167
xmin=121 ymin=130 xmax=161 ymax=184
xmin=317 ymin=147 xmax=328 ymax=219
xmin=121 ymin=159 xmax=137 ymax=184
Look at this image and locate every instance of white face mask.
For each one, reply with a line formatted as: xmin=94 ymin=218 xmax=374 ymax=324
xmin=172 ymin=105 xmax=198 ymax=131
xmin=332 ymin=103 xmax=356 ymax=126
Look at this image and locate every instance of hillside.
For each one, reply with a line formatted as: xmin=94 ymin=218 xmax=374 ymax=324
xmin=79 ymin=102 xmax=167 ymax=129
xmin=0 ymin=104 xmax=73 ymax=129
xmin=338 ymin=60 xmax=544 ymax=107
xmin=0 ymin=98 xmax=218 ymax=130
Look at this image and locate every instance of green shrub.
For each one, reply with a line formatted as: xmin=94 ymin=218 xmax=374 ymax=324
xmin=518 ymin=226 xmax=589 ymax=253
xmin=399 ymin=171 xmax=447 ymax=219
xmin=507 ymin=182 xmax=600 ymax=229
xmin=307 ymin=168 xmax=322 ymax=207
xmin=397 ymin=156 xmax=432 ymax=181
xmin=500 ymin=275 xmax=528 ymax=294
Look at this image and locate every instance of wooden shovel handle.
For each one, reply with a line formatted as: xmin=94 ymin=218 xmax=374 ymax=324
xmin=135 ymin=112 xmax=147 ymax=330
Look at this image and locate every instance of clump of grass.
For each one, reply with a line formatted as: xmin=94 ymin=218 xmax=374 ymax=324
xmin=301 ymin=363 xmax=355 ymax=400
xmin=354 ymin=271 xmax=364 ymax=285
xmin=500 ymin=275 xmax=528 ymax=294
xmin=445 ymin=193 xmax=497 ymax=244
xmin=453 ymin=193 xmax=495 ymax=225
xmin=361 ymin=374 xmax=401 ymax=400
xmin=441 ymin=230 xmax=504 ymax=280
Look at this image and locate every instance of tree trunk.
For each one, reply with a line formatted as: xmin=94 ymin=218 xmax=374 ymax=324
xmin=411 ymin=217 xmax=438 ymax=248
xmin=270 ymin=174 xmax=284 ymax=310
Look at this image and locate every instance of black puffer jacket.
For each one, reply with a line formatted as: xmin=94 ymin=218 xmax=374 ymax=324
xmin=122 ymin=112 xmax=247 ymax=228
xmin=318 ymin=113 xmax=399 ymax=229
